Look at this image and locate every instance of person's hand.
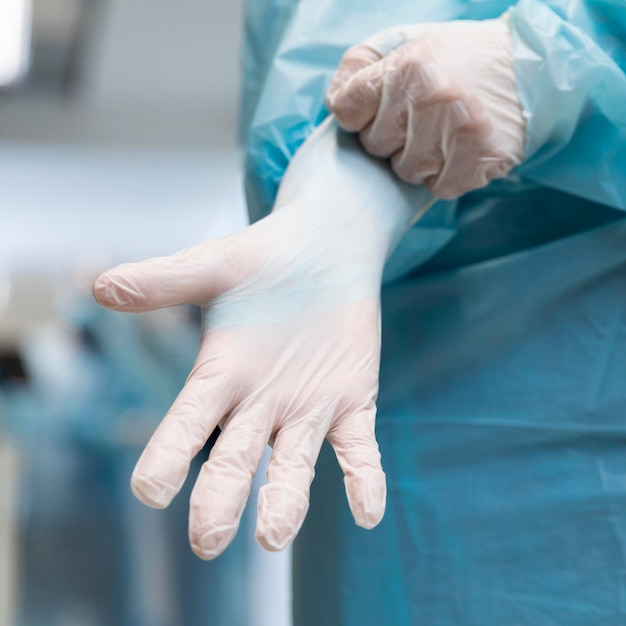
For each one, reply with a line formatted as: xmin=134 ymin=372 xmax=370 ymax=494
xmin=93 ymin=120 xmax=424 ymax=558
xmin=326 ymin=18 xmax=526 ymax=199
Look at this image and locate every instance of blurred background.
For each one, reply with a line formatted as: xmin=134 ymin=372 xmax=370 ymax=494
xmin=0 ymin=0 xmax=291 ymax=624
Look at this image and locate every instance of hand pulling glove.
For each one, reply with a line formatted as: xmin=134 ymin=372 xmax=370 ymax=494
xmin=326 ymin=18 xmax=526 ymax=199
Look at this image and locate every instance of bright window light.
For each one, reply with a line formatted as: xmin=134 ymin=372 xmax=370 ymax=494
xmin=0 ymin=0 xmax=32 ymax=87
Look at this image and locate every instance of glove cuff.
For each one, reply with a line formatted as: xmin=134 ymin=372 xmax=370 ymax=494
xmin=509 ymin=0 xmax=615 ymax=162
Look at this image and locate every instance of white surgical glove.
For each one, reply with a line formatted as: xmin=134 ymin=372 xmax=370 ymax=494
xmin=93 ymin=119 xmax=430 ymax=558
xmin=326 ymin=18 xmax=526 ymax=199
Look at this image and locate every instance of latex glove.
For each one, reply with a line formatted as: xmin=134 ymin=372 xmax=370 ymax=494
xmin=93 ymin=119 xmax=431 ymax=558
xmin=326 ymin=17 xmax=526 ymax=199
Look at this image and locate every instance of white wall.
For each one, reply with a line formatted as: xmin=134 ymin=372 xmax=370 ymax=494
xmin=84 ymin=0 xmax=243 ymax=114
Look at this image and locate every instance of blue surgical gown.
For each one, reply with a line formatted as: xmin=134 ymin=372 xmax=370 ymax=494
xmin=241 ymin=1 xmax=626 ymax=624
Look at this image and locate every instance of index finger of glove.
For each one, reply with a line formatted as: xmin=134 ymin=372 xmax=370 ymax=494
xmin=131 ymin=335 xmax=239 ymax=509
xmin=326 ymin=47 xmax=385 ymax=132
xmin=327 ymin=23 xmax=433 ymax=132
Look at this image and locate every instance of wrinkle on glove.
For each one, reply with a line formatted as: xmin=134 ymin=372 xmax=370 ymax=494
xmin=93 ymin=119 xmax=434 ymax=558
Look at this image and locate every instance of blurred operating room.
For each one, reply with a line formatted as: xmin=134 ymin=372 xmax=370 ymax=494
xmin=0 ymin=0 xmax=290 ymax=624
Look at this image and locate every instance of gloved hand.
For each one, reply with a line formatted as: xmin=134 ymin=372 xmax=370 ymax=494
xmin=326 ymin=17 xmax=526 ymax=199
xmin=93 ymin=119 xmax=430 ymax=558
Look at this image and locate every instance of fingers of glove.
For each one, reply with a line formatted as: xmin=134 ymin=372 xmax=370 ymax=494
xmin=355 ymin=37 xmax=458 ymax=161
xmin=255 ymin=418 xmax=329 ymax=552
xmin=327 ymin=49 xmax=385 ymax=133
xmin=327 ymin=406 xmax=386 ymax=530
xmin=426 ymin=145 xmax=516 ymax=200
xmin=328 ymin=26 xmax=437 ymax=136
xmin=407 ymin=96 xmax=510 ymax=198
xmin=426 ymin=133 xmax=499 ymax=199
xmin=357 ymin=86 xmax=407 ymax=159
xmin=417 ymin=82 xmax=524 ymax=199
xmin=131 ymin=361 xmax=237 ymax=509
xmin=188 ymin=404 xmax=271 ymax=560
xmin=388 ymin=103 xmax=454 ymax=187
xmin=326 ymin=25 xmax=418 ymax=129
xmin=327 ymin=19 xmax=435 ymax=120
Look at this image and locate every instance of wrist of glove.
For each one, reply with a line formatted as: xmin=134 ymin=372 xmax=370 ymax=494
xmin=326 ymin=17 xmax=527 ymax=199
